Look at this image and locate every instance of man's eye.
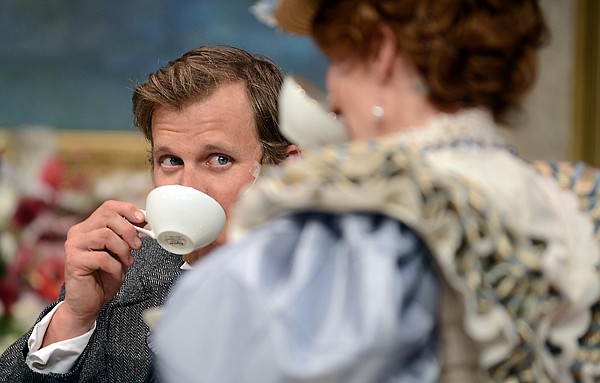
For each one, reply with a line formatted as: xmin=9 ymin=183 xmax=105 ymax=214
xmin=208 ymin=154 xmax=231 ymax=167
xmin=160 ymin=156 xmax=184 ymax=167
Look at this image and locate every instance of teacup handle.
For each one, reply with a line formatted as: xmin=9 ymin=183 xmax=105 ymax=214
xmin=133 ymin=209 xmax=156 ymax=239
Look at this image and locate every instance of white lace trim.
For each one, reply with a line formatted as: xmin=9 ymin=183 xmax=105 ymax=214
xmin=386 ymin=108 xmax=503 ymax=151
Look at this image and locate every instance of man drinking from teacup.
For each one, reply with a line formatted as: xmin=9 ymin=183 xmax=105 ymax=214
xmin=0 ymin=45 xmax=299 ymax=382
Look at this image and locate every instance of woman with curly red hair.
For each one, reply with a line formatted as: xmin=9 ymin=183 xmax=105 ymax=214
xmin=156 ymin=1 xmax=600 ymax=382
xmin=309 ymin=0 xmax=547 ymax=125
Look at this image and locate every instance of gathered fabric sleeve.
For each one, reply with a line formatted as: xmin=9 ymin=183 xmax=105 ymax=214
xmin=155 ymin=211 xmax=440 ymax=383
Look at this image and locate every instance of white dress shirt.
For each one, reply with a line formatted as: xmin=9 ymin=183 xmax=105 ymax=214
xmin=26 ymin=302 xmax=95 ymax=374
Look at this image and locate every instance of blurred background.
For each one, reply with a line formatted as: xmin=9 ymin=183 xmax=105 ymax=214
xmin=0 ymin=0 xmax=328 ymax=131
xmin=0 ymin=0 xmax=598 ymax=351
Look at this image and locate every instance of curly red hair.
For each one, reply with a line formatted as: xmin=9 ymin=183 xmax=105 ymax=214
xmin=312 ymin=0 xmax=548 ymax=123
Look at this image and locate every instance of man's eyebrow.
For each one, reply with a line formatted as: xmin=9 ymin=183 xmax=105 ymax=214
xmin=152 ymin=143 xmax=240 ymax=156
xmin=152 ymin=145 xmax=169 ymax=154
xmin=203 ymin=143 xmax=237 ymax=153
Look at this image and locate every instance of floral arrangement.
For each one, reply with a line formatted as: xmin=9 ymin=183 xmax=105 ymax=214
xmin=0 ymin=127 xmax=151 ymax=352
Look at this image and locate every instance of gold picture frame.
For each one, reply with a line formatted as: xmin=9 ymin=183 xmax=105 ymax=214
xmin=0 ymin=128 xmax=151 ymax=183
xmin=572 ymin=0 xmax=600 ymax=166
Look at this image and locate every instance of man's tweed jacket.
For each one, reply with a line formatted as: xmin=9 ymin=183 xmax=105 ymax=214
xmin=0 ymin=238 xmax=184 ymax=382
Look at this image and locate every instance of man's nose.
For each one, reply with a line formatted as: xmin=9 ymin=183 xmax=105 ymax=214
xmin=177 ymin=168 xmax=208 ymax=194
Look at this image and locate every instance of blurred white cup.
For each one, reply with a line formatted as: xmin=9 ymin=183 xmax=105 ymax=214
xmin=278 ymin=75 xmax=348 ymax=147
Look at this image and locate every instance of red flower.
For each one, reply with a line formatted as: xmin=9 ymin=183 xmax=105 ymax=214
xmin=0 ymin=275 xmax=19 ymax=317
xmin=0 ymin=278 xmax=19 ymax=316
xmin=11 ymin=198 xmax=48 ymax=230
xmin=27 ymin=256 xmax=64 ymax=302
xmin=40 ymin=156 xmax=66 ymax=192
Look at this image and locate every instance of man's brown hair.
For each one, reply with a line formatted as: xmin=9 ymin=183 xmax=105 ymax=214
xmin=132 ymin=45 xmax=292 ymax=165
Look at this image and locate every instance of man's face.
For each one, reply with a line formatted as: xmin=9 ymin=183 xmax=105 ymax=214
xmin=150 ymin=82 xmax=263 ymax=263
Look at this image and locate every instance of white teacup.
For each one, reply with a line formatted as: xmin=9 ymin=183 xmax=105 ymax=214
xmin=278 ymin=75 xmax=348 ymax=147
xmin=134 ymin=185 xmax=226 ymax=255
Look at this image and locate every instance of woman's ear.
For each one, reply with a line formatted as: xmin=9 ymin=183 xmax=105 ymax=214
xmin=373 ymin=24 xmax=398 ymax=83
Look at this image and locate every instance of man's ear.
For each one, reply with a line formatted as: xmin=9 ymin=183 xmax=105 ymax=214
xmin=285 ymin=144 xmax=301 ymax=159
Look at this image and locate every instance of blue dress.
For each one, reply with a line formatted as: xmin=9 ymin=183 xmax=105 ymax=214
xmin=155 ymin=211 xmax=440 ymax=383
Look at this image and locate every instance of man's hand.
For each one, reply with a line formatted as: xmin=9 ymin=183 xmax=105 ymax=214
xmin=41 ymin=200 xmax=145 ymax=347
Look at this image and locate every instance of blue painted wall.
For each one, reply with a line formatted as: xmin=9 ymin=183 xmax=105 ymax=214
xmin=0 ymin=0 xmax=327 ymax=131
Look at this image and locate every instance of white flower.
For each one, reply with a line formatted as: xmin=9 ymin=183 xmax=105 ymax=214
xmin=0 ymin=232 xmax=18 ymax=264
xmin=93 ymin=170 xmax=152 ymax=208
xmin=0 ymin=182 xmax=18 ymax=228
xmin=10 ymin=292 xmax=48 ymax=332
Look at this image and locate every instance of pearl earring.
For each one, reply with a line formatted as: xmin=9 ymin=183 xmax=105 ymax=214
xmin=372 ymin=104 xmax=384 ymax=120
xmin=372 ymin=89 xmax=384 ymax=121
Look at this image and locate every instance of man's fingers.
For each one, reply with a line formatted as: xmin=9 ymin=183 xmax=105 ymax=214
xmin=66 ymin=227 xmax=134 ymax=267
